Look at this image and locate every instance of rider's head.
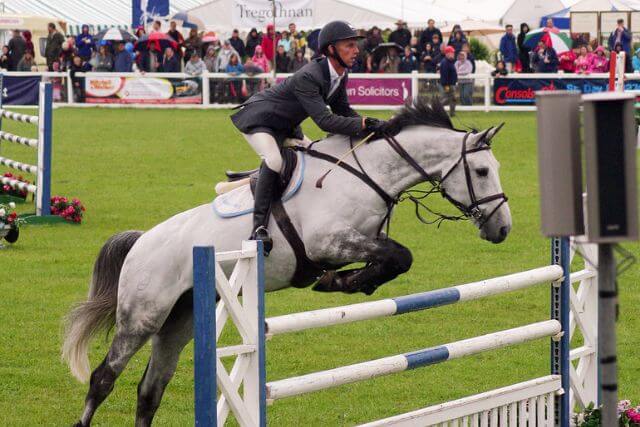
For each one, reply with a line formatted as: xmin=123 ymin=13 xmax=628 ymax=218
xmin=318 ymin=21 xmax=363 ymax=69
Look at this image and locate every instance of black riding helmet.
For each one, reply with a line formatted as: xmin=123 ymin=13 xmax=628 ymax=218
xmin=318 ymin=20 xmax=363 ymax=68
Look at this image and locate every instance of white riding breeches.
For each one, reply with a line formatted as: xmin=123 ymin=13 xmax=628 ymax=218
xmin=243 ymin=132 xmax=313 ymax=173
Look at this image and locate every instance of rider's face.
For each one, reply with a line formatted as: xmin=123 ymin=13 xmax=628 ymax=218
xmin=333 ymin=39 xmax=359 ymax=67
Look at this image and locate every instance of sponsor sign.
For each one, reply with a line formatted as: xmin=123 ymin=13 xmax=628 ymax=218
xmin=493 ymin=78 xmax=640 ymax=105
xmin=1 ymin=75 xmax=41 ymax=105
xmin=346 ymin=77 xmax=412 ymax=105
xmin=85 ymin=76 xmax=201 ymax=104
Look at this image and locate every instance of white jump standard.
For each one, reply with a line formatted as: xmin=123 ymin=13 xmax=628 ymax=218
xmin=192 ymin=237 xmax=598 ymax=426
xmin=0 ymin=81 xmax=53 ymax=219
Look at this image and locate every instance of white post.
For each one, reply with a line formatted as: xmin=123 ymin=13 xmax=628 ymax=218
xmin=484 ymin=76 xmax=491 ymax=112
xmin=411 ymin=70 xmax=419 ymax=101
xmin=202 ymin=71 xmax=210 ymax=106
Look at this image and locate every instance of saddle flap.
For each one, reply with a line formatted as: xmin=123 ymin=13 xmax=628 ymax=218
xmin=213 ymin=150 xmax=305 ymax=218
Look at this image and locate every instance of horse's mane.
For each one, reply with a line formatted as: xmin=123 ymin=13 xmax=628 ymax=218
xmin=385 ymin=97 xmax=454 ymax=136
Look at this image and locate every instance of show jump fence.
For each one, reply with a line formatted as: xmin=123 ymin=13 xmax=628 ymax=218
xmin=192 ymin=237 xmax=598 ymax=426
xmin=0 ymin=80 xmax=53 ymax=218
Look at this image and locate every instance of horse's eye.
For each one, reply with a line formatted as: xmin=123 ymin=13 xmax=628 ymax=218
xmin=476 ymin=168 xmax=489 ymax=178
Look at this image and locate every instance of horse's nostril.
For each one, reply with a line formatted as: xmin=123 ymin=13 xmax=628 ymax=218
xmin=499 ymin=226 xmax=509 ymax=238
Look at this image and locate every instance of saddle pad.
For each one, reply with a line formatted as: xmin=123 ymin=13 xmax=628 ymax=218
xmin=212 ymin=150 xmax=305 ymax=218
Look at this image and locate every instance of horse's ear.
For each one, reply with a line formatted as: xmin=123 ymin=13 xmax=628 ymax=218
xmin=470 ymin=128 xmax=491 ymax=147
xmin=485 ymin=122 xmax=505 ymax=144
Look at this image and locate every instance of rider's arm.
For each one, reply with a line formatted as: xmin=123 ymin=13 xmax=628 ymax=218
xmin=329 ymin=79 xmax=360 ymax=119
xmin=293 ymin=72 xmax=363 ymax=136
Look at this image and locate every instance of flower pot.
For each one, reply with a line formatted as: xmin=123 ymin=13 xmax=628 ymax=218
xmin=0 ymin=224 xmax=18 ymax=243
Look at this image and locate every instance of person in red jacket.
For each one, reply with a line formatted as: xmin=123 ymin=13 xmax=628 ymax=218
xmin=260 ymin=23 xmax=280 ymax=67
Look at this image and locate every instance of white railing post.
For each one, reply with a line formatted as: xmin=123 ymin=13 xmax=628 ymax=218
xmin=411 ymin=70 xmax=419 ymax=100
xmin=66 ymin=70 xmax=74 ymax=104
xmin=202 ymin=71 xmax=210 ymax=106
xmin=484 ymin=76 xmax=491 ymax=112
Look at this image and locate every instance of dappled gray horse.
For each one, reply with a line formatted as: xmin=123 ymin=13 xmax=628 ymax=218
xmin=63 ymin=99 xmax=511 ymax=426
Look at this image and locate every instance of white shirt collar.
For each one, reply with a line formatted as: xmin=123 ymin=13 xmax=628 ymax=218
xmin=327 ymin=58 xmax=345 ymax=84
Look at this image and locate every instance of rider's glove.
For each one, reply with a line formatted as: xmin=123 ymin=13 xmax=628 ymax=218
xmin=364 ymin=117 xmax=391 ymax=139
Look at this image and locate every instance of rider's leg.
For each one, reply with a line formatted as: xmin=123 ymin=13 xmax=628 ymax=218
xmin=283 ymin=134 xmax=313 ymax=148
xmin=243 ymin=132 xmax=282 ymax=254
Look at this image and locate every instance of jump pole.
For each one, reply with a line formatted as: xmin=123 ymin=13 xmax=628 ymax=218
xmin=266 ymin=320 xmax=562 ymax=401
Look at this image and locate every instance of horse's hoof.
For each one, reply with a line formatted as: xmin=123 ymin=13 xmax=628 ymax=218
xmin=312 ymin=271 xmax=336 ymax=292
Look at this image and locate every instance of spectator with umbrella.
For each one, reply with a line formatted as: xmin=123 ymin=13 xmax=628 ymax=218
xmin=160 ymin=47 xmax=180 ymax=72
xmin=377 ymin=43 xmax=402 ymax=73
xmin=531 ymin=40 xmax=558 ymax=73
xmin=114 ymin=42 xmax=133 ymax=72
xmin=94 ymin=27 xmax=136 ymax=45
xmin=92 ymin=43 xmax=113 ymax=71
xmin=75 ymin=25 xmax=95 ymax=62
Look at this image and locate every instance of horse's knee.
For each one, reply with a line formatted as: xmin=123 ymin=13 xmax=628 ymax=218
xmin=387 ymin=244 xmax=413 ymax=274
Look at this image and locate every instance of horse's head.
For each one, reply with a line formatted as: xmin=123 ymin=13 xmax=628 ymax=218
xmin=439 ymin=125 xmax=512 ymax=243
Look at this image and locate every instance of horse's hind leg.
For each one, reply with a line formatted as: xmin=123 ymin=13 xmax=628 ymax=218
xmin=135 ymin=290 xmax=194 ymax=427
xmin=75 ymin=329 xmax=152 ymax=427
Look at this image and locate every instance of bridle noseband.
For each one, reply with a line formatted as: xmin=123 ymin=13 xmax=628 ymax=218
xmin=384 ymin=131 xmax=508 ymax=228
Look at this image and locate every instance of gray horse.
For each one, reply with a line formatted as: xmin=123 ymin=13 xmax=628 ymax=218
xmin=63 ymin=99 xmax=511 ymax=426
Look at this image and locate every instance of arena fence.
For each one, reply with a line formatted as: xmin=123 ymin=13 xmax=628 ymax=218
xmin=5 ymin=70 xmax=640 ymax=111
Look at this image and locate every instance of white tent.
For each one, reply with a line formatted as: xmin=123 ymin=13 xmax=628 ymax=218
xmin=187 ymin=0 xmax=399 ymax=32
xmin=341 ymin=0 xmax=466 ymax=27
xmin=431 ymin=0 xmax=566 ymax=27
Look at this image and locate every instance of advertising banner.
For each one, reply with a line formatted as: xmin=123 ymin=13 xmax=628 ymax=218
xmin=493 ymin=78 xmax=640 ymax=105
xmin=346 ymin=77 xmax=412 ymax=105
xmin=1 ymin=75 xmax=41 ymax=105
xmin=232 ymin=0 xmax=314 ymax=28
xmin=85 ymin=76 xmax=202 ymax=104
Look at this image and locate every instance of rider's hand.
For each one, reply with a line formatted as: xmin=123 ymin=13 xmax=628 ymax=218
xmin=364 ymin=117 xmax=391 ymax=139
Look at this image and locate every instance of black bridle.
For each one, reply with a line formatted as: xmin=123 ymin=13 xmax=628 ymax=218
xmin=304 ymin=130 xmax=508 ymax=234
xmin=384 ymin=131 xmax=508 ymax=229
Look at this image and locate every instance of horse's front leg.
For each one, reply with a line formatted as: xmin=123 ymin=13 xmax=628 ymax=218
xmin=310 ymin=230 xmax=413 ymax=295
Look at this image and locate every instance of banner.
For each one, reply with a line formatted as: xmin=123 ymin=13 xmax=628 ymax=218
xmin=85 ymin=76 xmax=202 ymax=104
xmin=233 ymin=0 xmax=314 ymax=28
xmin=1 ymin=75 xmax=41 ymax=105
xmin=493 ymin=78 xmax=640 ymax=105
xmin=346 ymin=77 xmax=412 ymax=105
xmin=132 ymin=0 xmax=170 ymax=28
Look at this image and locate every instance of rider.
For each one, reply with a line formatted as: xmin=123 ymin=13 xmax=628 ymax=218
xmin=231 ymin=20 xmax=390 ymax=253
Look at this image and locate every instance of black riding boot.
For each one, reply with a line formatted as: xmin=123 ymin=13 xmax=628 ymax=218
xmin=251 ymin=163 xmax=280 ymax=255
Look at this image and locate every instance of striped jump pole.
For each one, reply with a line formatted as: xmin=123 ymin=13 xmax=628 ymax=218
xmin=266 ymin=320 xmax=562 ymax=401
xmin=266 ymin=265 xmax=563 ymax=336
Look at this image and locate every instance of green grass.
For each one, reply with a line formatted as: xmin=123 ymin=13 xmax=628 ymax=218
xmin=0 ymin=108 xmax=638 ymax=426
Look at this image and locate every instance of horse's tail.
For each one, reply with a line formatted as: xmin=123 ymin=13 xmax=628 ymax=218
xmin=62 ymin=230 xmax=143 ymax=383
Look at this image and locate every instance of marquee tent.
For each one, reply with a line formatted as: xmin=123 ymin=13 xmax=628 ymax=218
xmin=186 ymin=0 xmax=400 ymax=32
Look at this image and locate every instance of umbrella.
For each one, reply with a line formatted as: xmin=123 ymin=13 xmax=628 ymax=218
xmin=136 ymin=32 xmax=179 ymax=52
xmin=524 ymin=28 xmax=572 ymax=53
xmin=201 ymin=31 xmax=219 ymax=44
xmin=170 ymin=11 xmax=205 ymax=30
xmin=441 ymin=20 xmax=504 ymax=37
xmin=94 ymin=27 xmax=136 ymax=43
xmin=371 ymin=42 xmax=403 ymax=63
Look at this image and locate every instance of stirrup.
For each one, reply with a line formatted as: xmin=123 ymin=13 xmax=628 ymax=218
xmin=251 ymin=226 xmax=273 ymax=255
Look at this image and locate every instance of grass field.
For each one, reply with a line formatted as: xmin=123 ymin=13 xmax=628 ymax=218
xmin=0 ymin=107 xmax=638 ymax=426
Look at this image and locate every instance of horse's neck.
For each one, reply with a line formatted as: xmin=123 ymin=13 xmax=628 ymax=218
xmin=347 ymin=127 xmax=461 ymax=197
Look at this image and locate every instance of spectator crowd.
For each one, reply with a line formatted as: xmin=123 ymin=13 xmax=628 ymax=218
xmin=3 ymin=16 xmax=637 ymax=106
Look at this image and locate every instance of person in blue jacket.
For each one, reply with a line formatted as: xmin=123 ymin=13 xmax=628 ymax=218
xmin=439 ymin=45 xmax=458 ymax=116
xmin=113 ymin=42 xmax=133 ymax=72
xmin=75 ymin=24 xmax=94 ymax=62
xmin=608 ymin=19 xmax=631 ymax=55
xmin=499 ymin=25 xmax=518 ymax=72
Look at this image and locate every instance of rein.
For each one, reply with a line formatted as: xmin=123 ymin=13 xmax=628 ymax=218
xmin=303 ymin=131 xmax=508 ymax=235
